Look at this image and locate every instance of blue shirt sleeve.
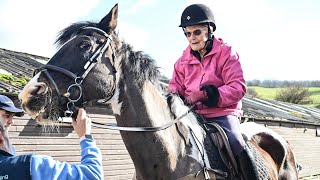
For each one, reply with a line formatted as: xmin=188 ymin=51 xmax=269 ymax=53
xmin=30 ymin=139 xmax=103 ymax=180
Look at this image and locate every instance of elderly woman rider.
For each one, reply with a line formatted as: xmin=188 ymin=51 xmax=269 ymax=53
xmin=169 ymin=4 xmax=259 ymax=180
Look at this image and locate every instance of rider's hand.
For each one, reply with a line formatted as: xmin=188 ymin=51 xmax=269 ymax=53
xmin=72 ymin=108 xmax=92 ymax=138
xmin=185 ymin=90 xmax=208 ymax=105
xmin=200 ymin=85 xmax=220 ymax=107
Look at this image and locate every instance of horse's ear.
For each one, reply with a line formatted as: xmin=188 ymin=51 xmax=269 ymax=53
xmin=98 ymin=3 xmax=118 ymax=33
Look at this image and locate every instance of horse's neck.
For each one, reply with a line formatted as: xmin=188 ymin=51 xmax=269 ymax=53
xmin=139 ymin=81 xmax=172 ymax=126
xmin=114 ymin=80 xmax=172 ymax=126
xmin=113 ymin=80 xmax=186 ymax=175
xmin=111 ymin=77 xmax=208 ymax=178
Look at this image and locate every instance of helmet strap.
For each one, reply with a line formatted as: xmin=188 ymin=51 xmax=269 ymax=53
xmin=202 ymin=24 xmax=213 ymax=52
xmin=181 ymin=27 xmax=186 ymax=36
xmin=200 ymin=24 xmax=215 ymax=57
xmin=201 ymin=40 xmax=210 ymax=54
xmin=207 ymin=23 xmax=213 ymax=40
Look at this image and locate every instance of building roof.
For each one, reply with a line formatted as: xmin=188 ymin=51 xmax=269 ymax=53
xmin=0 ymin=48 xmax=47 ymax=94
xmin=1 ymin=47 xmax=320 ymax=125
xmin=242 ymin=96 xmax=320 ymax=125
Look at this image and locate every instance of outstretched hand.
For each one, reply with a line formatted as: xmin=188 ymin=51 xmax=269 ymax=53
xmin=72 ymin=108 xmax=92 ymax=138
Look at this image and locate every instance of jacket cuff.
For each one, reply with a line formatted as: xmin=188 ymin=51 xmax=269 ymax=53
xmin=200 ymin=85 xmax=219 ymax=107
xmin=80 ymin=138 xmax=95 ymax=149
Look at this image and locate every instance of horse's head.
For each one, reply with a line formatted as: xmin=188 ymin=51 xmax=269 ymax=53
xmin=19 ymin=4 xmax=120 ymax=123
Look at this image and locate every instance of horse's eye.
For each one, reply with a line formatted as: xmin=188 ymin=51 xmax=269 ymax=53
xmin=80 ymin=41 xmax=91 ymax=50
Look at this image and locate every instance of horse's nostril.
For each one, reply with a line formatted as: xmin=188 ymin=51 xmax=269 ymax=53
xmin=37 ymin=84 xmax=48 ymax=95
xmin=29 ymin=86 xmax=40 ymax=96
xmin=28 ymin=84 xmax=48 ymax=96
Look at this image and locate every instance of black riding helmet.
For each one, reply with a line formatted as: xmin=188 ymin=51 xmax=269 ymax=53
xmin=179 ymin=4 xmax=216 ymax=32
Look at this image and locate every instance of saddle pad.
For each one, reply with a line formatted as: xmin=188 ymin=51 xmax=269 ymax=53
xmin=248 ymin=142 xmax=269 ymax=180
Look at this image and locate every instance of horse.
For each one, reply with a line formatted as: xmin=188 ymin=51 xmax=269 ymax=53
xmin=19 ymin=4 xmax=299 ymax=180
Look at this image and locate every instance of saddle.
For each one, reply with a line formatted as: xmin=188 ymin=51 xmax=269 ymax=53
xmin=166 ymin=94 xmax=268 ymax=179
xmin=196 ymin=115 xmax=269 ymax=180
xmin=201 ymin=120 xmax=240 ymax=179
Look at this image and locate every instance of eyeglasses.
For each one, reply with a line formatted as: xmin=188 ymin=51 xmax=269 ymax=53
xmin=184 ymin=28 xmax=205 ymax=37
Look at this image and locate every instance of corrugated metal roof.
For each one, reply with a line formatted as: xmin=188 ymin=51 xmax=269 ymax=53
xmin=0 ymin=48 xmax=47 ymax=93
xmin=1 ymin=47 xmax=319 ymax=125
xmin=242 ymin=96 xmax=320 ymax=124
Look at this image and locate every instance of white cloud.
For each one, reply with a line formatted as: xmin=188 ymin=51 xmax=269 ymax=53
xmin=0 ymin=0 xmax=154 ymax=57
xmin=184 ymin=0 xmax=277 ymax=29
xmin=122 ymin=0 xmax=156 ymax=15
xmin=241 ymin=21 xmax=320 ymax=80
xmin=181 ymin=0 xmax=320 ymax=80
xmin=1 ymin=0 xmax=319 ymax=81
xmin=0 ymin=0 xmax=99 ymax=57
xmin=117 ymin=21 xmax=150 ymax=51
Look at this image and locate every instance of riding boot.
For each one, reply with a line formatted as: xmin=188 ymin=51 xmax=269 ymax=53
xmin=236 ymin=146 xmax=259 ymax=180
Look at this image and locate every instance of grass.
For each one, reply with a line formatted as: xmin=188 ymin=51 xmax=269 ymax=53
xmin=247 ymin=86 xmax=320 ymax=108
xmin=248 ymin=86 xmax=281 ymax=99
xmin=308 ymin=87 xmax=320 ymax=106
xmin=301 ymin=175 xmax=320 ymax=180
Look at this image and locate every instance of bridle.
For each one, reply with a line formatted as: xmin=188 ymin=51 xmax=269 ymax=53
xmin=34 ymin=26 xmax=194 ymax=133
xmin=34 ymin=27 xmax=117 ymax=118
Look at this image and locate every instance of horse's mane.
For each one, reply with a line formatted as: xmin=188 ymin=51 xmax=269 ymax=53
xmin=54 ymin=21 xmax=98 ymax=48
xmin=120 ymin=43 xmax=161 ymax=87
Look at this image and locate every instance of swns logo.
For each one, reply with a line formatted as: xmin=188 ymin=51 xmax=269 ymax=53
xmin=0 ymin=175 xmax=8 ymax=180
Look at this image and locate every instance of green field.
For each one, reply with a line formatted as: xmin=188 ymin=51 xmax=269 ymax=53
xmin=247 ymin=86 xmax=320 ymax=108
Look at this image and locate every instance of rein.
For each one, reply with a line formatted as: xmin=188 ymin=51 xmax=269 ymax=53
xmin=90 ymin=104 xmax=195 ymax=132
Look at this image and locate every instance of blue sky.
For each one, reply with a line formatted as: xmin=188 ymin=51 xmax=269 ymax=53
xmin=0 ymin=0 xmax=319 ymax=81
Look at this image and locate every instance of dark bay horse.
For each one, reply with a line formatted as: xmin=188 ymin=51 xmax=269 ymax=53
xmin=19 ymin=4 xmax=299 ymax=180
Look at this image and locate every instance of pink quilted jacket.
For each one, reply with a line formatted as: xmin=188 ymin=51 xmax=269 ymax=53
xmin=169 ymin=37 xmax=246 ymax=118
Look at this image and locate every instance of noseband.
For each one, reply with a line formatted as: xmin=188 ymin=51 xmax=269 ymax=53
xmin=34 ymin=27 xmax=117 ymax=117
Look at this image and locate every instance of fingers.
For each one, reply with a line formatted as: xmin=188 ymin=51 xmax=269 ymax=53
xmin=72 ymin=108 xmax=92 ymax=138
xmin=75 ymin=108 xmax=91 ymax=126
xmin=77 ymin=108 xmax=86 ymax=120
xmin=184 ymin=96 xmax=195 ymax=105
xmin=72 ymin=119 xmax=76 ymax=127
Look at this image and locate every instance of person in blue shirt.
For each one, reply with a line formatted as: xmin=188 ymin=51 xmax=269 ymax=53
xmin=0 ymin=108 xmax=103 ymax=180
xmin=0 ymin=94 xmax=24 ymax=155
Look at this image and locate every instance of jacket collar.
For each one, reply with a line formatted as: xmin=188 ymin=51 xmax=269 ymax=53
xmin=191 ymin=39 xmax=213 ymax=60
xmin=0 ymin=149 xmax=13 ymax=156
xmin=182 ymin=36 xmax=224 ymax=63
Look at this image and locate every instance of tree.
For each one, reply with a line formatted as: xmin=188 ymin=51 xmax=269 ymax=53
xmin=246 ymin=88 xmax=258 ymax=97
xmin=275 ymin=85 xmax=310 ymax=104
